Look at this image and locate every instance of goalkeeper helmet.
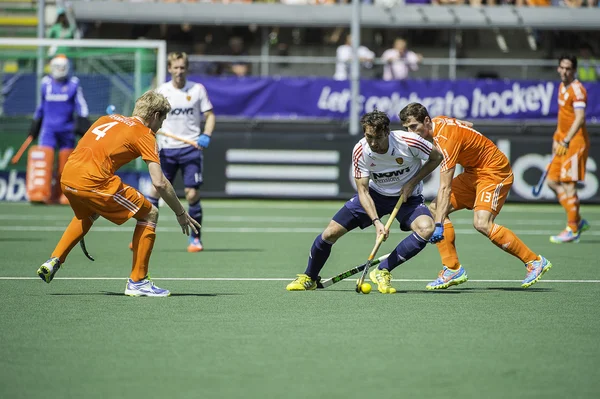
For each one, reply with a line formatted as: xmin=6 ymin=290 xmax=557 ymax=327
xmin=50 ymin=55 xmax=70 ymax=80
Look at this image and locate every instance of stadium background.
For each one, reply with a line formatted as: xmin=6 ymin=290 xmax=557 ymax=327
xmin=1 ymin=0 xmax=599 ymax=203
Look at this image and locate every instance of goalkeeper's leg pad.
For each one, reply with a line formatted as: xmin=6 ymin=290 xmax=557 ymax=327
xmin=26 ymin=146 xmax=54 ymax=204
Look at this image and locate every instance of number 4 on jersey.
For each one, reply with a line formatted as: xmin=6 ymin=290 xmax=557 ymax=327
xmin=91 ymin=122 xmax=118 ymax=140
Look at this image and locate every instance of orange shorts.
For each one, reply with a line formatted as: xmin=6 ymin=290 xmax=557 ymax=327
xmin=62 ymin=180 xmax=152 ymax=225
xmin=548 ymin=139 xmax=589 ymax=183
xmin=450 ymin=172 xmax=513 ymax=216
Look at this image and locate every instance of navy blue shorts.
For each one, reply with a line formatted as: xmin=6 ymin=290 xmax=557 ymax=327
xmin=333 ymin=189 xmax=432 ymax=232
xmin=159 ymin=146 xmax=203 ymax=189
xmin=39 ymin=129 xmax=75 ymax=150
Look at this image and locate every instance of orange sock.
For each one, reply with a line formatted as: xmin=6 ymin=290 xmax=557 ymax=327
xmin=130 ymin=221 xmax=156 ymax=282
xmin=435 ymin=220 xmax=460 ymax=270
xmin=566 ymin=195 xmax=580 ymax=232
xmin=488 ymin=224 xmax=537 ymax=264
xmin=558 ymin=193 xmax=580 ymax=232
xmin=52 ymin=216 xmax=94 ymax=263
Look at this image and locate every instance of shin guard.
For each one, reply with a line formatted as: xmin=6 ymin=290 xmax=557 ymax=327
xmin=26 ymin=146 xmax=54 ymax=204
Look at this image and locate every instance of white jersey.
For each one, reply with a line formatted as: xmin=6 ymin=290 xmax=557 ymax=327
xmin=156 ymin=80 xmax=213 ymax=149
xmin=352 ymin=130 xmax=433 ymax=196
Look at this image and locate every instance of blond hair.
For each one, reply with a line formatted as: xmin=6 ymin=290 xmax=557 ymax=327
xmin=167 ymin=52 xmax=189 ymax=68
xmin=132 ymin=90 xmax=171 ymax=121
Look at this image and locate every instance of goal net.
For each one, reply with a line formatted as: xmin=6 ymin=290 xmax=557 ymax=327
xmin=0 ymin=38 xmax=166 ymax=118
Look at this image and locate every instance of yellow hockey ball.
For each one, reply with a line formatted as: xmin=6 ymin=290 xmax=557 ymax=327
xmin=360 ymin=283 xmax=372 ymax=294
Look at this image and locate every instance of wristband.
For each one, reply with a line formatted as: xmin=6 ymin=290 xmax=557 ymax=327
xmin=562 ymin=140 xmax=570 ymax=147
xmin=372 ymin=218 xmax=380 ymax=224
xmin=176 ymin=210 xmax=186 ymax=217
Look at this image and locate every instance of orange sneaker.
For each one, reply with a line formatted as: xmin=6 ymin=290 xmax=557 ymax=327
xmin=187 ymin=237 xmax=203 ymax=253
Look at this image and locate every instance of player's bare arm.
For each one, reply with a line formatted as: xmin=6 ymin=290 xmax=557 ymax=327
xmin=434 ymin=167 xmax=455 ymax=224
xmin=556 ymin=108 xmax=585 ymax=156
xmin=203 ymin=110 xmax=216 ymax=136
xmin=147 ymin=161 xmax=200 ymax=235
xmin=355 ymin=176 xmax=387 ymax=240
xmin=399 ymin=146 xmax=443 ymax=202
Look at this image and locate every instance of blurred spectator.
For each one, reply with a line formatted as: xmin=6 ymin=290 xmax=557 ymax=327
xmin=334 ymin=33 xmax=375 ymax=81
xmin=381 ymin=38 xmax=422 ymax=81
xmin=47 ymin=6 xmax=79 ymax=57
xmin=188 ymin=42 xmax=218 ymax=76
xmin=168 ymin=23 xmax=195 ymax=54
xmin=525 ymin=0 xmax=551 ymax=5
xmin=577 ymin=44 xmax=599 ymax=82
xmin=47 ymin=7 xmax=76 ymax=40
xmin=221 ymin=36 xmax=250 ymax=77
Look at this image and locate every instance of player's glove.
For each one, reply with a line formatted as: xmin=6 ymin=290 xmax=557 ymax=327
xmin=197 ymin=134 xmax=211 ymax=149
xmin=29 ymin=118 xmax=42 ymax=140
xmin=429 ymin=223 xmax=444 ymax=243
xmin=555 ymin=140 xmax=569 ymax=156
xmin=75 ymin=116 xmax=91 ymax=137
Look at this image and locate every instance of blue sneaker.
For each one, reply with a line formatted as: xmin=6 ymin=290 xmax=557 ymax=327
xmin=37 ymin=257 xmax=61 ymax=283
xmin=124 ymin=278 xmax=170 ymax=297
xmin=522 ymin=255 xmax=552 ymax=288
xmin=576 ymin=219 xmax=590 ymax=240
xmin=578 ymin=219 xmax=590 ymax=233
xmin=426 ymin=266 xmax=468 ymax=290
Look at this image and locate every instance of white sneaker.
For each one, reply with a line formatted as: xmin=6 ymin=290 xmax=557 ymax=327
xmin=124 ymin=278 xmax=170 ymax=297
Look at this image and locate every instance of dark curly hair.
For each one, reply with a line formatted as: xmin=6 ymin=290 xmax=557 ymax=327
xmin=558 ymin=54 xmax=578 ymax=70
xmin=399 ymin=102 xmax=430 ymax=124
xmin=360 ymin=110 xmax=390 ymax=134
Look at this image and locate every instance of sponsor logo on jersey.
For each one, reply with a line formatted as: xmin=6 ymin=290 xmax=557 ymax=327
xmin=170 ymin=107 xmax=194 ymax=115
xmin=46 ymin=93 xmax=69 ymax=102
xmin=395 ymin=157 xmax=404 ymax=165
xmin=372 ymin=167 xmax=411 ymax=183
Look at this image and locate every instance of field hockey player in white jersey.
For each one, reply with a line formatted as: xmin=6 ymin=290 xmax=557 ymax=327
xmin=286 ymin=110 xmax=443 ymax=294
xmin=152 ymin=52 xmax=215 ymax=252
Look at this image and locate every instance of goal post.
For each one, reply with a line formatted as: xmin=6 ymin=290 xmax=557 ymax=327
xmin=0 ymin=38 xmax=166 ymax=117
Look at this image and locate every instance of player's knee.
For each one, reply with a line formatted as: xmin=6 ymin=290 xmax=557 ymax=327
xmin=185 ymin=188 xmax=201 ymax=204
xmin=413 ymin=216 xmax=435 ymax=240
xmin=143 ymin=205 xmax=159 ymax=224
xmin=473 ymin=219 xmax=492 ymax=236
xmin=322 ymin=221 xmax=346 ymax=243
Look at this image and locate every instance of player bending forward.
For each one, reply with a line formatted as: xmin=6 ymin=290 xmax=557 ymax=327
xmin=286 ymin=110 xmax=443 ymax=294
xmin=37 ymin=91 xmax=200 ymax=297
xmin=399 ymin=102 xmax=552 ymax=289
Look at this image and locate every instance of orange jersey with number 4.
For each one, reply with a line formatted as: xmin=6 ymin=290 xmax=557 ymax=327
xmin=61 ymin=115 xmax=160 ymax=191
xmin=556 ymin=80 xmax=588 ymax=142
xmin=432 ymin=116 xmax=511 ymax=177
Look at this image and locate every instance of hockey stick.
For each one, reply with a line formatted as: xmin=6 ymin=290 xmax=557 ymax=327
xmin=316 ymin=253 xmax=390 ymax=289
xmin=532 ymin=156 xmax=555 ymax=197
xmin=80 ymin=237 xmax=95 ymax=261
xmin=157 ymin=131 xmax=200 ymax=149
xmin=11 ymin=135 xmax=34 ymax=165
xmin=355 ymin=195 xmax=404 ymax=293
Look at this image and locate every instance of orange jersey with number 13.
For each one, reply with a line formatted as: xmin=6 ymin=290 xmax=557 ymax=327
xmin=432 ymin=116 xmax=511 ymax=177
xmin=61 ymin=115 xmax=160 ymax=192
xmin=556 ymin=80 xmax=588 ymax=142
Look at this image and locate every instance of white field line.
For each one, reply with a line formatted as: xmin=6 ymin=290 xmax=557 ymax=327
xmin=1 ymin=277 xmax=599 ymax=283
xmin=0 ymin=214 xmax=596 ymax=226
xmin=1 ymin=225 xmax=600 ymax=236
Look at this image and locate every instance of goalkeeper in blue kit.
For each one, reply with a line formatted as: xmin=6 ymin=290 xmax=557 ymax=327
xmin=25 ymin=54 xmax=90 ymax=204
